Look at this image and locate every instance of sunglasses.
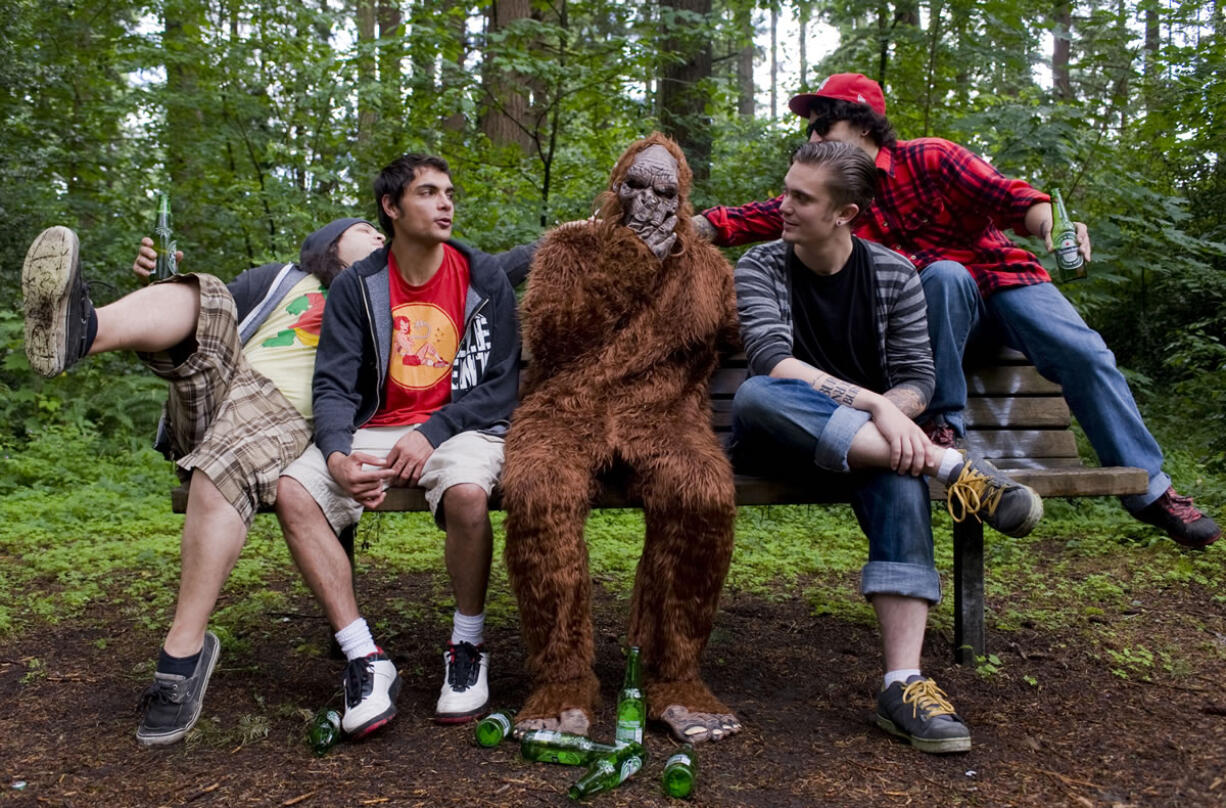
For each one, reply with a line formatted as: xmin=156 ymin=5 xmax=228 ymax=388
xmin=805 ymin=115 xmax=834 ymax=139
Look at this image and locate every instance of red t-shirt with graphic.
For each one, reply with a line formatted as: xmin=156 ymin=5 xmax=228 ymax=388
xmin=365 ymin=245 xmax=470 ymax=427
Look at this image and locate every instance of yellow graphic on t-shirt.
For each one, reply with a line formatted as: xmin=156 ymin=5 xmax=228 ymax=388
xmin=388 ymin=302 xmax=459 ymax=389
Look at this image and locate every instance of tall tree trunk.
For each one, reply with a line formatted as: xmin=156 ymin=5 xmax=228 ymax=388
xmin=163 ymin=1 xmax=208 ymax=238
xmin=481 ymin=0 xmax=533 ymax=151
xmin=798 ymin=1 xmax=808 ymax=89
xmin=438 ymin=0 xmax=468 ymax=133
xmin=378 ymin=0 xmax=404 ymax=127
xmin=356 ymin=0 xmax=377 ymax=145
xmin=876 ymin=2 xmax=890 ymax=90
xmin=1052 ymin=0 xmax=1072 ymax=101
xmin=769 ymin=5 xmax=777 ymax=118
xmin=735 ymin=3 xmax=754 ymax=118
xmin=1142 ymin=0 xmax=1160 ymax=114
xmin=659 ymin=0 xmax=713 ymax=181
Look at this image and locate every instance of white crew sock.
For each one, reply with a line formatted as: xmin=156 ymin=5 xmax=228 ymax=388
xmin=335 ymin=616 xmax=378 ymax=661
xmin=450 ymin=610 xmax=485 ymax=646
xmin=883 ymin=668 xmax=922 ymax=690
xmin=938 ymin=448 xmax=964 ymax=483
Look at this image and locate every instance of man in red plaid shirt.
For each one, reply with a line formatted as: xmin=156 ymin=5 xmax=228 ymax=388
xmin=697 ymin=72 xmax=1219 ymax=548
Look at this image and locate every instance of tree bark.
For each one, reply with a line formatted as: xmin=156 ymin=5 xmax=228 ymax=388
xmin=658 ymin=0 xmax=713 ymax=181
xmin=735 ymin=2 xmax=754 ymax=118
xmin=356 ymin=0 xmax=377 ymax=145
xmin=481 ymin=0 xmax=533 ymax=151
xmin=1052 ymin=0 xmax=1072 ymax=101
xmin=378 ymin=0 xmax=404 ymax=126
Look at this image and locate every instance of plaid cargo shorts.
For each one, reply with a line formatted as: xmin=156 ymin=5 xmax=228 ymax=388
xmin=141 ymin=273 xmax=312 ymax=526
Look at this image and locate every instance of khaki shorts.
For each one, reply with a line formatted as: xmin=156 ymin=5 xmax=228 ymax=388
xmin=141 ymin=273 xmax=312 ymax=526
xmin=281 ymin=426 xmax=505 ymax=532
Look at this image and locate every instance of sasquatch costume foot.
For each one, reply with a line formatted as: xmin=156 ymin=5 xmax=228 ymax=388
xmin=513 ymin=674 xmax=601 ymax=736
xmin=647 ymin=679 xmax=742 ymax=744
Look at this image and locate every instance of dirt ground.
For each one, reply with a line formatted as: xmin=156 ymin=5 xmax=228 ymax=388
xmin=2 ymin=542 xmax=1224 ymax=808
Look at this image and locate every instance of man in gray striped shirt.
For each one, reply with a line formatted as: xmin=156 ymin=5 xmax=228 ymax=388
xmin=730 ymin=142 xmax=1042 ymax=754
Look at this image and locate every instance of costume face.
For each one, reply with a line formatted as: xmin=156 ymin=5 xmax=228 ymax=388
xmin=615 ymin=144 xmax=680 ymax=260
xmin=779 ymin=162 xmax=846 ymax=247
xmin=335 ymin=222 xmax=385 ymax=267
xmin=382 ymin=168 xmax=455 ymax=245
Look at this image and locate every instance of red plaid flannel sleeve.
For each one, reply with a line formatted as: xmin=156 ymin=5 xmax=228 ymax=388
xmin=701 ymin=195 xmax=785 ymax=247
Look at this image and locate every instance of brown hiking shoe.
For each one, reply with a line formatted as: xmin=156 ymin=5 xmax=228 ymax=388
xmin=1133 ymin=487 xmax=1220 ymax=548
xmin=922 ymin=419 xmax=958 ymax=450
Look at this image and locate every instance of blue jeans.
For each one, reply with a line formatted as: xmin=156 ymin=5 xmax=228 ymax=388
xmin=732 ymin=376 xmax=942 ymax=604
xmin=920 ymin=262 xmax=1169 ymax=511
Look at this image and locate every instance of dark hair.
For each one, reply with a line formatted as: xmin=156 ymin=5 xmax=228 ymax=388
xmin=299 ymin=239 xmax=348 ymax=287
xmin=790 ymin=141 xmax=877 ymax=213
xmin=373 ymin=153 xmax=451 ymax=237
xmin=805 ymin=97 xmax=897 ymax=149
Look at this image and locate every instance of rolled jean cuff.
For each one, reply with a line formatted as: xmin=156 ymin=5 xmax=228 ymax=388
xmin=860 ymin=561 xmax=942 ymax=605
xmin=813 ymin=405 xmax=872 ymax=472
xmin=1122 ymin=470 xmax=1173 ymax=513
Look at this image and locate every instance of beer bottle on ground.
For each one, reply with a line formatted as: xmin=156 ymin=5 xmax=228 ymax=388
xmin=308 ymin=708 xmax=342 ymax=756
xmin=153 ymin=192 xmax=178 ymax=281
xmin=661 ymin=743 xmax=697 ymax=798
xmin=475 ymin=708 xmax=516 ymax=747
xmin=615 ymin=646 xmax=645 ymax=745
xmin=1050 ymin=187 xmax=1086 ymax=283
xmin=520 ymin=729 xmax=619 ymax=765
xmin=567 ymin=742 xmax=646 ymax=800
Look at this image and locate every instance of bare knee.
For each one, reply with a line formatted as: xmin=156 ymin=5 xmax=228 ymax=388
xmin=441 ymin=483 xmax=490 ymax=531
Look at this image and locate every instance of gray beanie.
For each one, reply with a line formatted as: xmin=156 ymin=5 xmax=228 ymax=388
xmin=299 ymin=217 xmax=373 ymax=267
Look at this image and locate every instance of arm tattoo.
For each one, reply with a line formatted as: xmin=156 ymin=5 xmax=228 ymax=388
xmin=812 ymin=375 xmax=862 ymax=407
xmin=691 ymin=214 xmax=716 ymax=242
xmin=883 ymin=386 xmax=927 ymax=418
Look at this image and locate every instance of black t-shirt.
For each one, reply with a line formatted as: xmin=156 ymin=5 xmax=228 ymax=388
xmin=789 ymin=238 xmax=887 ymax=393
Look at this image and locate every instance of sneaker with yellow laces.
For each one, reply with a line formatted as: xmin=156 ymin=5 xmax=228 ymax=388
xmin=875 ymin=675 xmax=971 ymax=754
xmin=945 ymin=456 xmax=1043 ymax=538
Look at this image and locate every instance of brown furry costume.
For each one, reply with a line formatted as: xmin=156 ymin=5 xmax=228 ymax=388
xmin=502 ymin=135 xmax=740 ymax=725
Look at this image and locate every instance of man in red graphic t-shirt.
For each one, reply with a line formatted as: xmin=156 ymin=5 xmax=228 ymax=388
xmin=278 ymin=154 xmax=532 ymax=738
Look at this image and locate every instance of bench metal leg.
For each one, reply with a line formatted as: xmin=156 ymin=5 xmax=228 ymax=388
xmin=953 ymin=518 xmax=985 ymax=665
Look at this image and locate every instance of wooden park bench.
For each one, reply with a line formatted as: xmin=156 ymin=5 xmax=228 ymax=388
xmin=172 ymin=349 xmax=1147 ymax=665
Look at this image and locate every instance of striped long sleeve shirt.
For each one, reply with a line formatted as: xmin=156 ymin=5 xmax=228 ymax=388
xmin=735 ymin=237 xmax=935 ymax=404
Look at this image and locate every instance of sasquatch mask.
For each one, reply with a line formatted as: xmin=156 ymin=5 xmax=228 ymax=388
xmin=614 ymin=144 xmax=680 ymax=260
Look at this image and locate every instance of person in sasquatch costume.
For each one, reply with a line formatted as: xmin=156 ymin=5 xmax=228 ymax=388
xmin=501 ymin=133 xmax=744 ymax=744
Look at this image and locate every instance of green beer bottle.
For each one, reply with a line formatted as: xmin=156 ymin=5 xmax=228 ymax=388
xmin=567 ymin=742 xmax=646 ymax=801
xmin=474 ymin=708 xmax=516 ymax=747
xmin=520 ymin=729 xmax=619 ymax=766
xmin=661 ymin=743 xmax=697 ymax=798
xmin=153 ymin=192 xmax=178 ymax=280
xmin=615 ymin=646 xmax=645 ymax=745
xmin=1050 ymin=188 xmax=1085 ymax=283
xmin=307 ymin=708 xmax=342 ymax=756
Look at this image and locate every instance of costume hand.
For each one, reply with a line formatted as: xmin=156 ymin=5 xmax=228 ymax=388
xmin=133 ymin=236 xmax=184 ymax=280
xmin=327 ymin=451 xmax=395 ymax=508
xmin=870 ymin=397 xmax=929 ymax=476
xmin=1043 ymin=220 xmax=1093 ymax=263
xmin=384 ymin=429 xmax=434 ymax=487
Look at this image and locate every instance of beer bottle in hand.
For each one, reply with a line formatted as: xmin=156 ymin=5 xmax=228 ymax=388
xmin=153 ymin=192 xmax=178 ymax=280
xmin=1050 ymin=188 xmax=1085 ymax=283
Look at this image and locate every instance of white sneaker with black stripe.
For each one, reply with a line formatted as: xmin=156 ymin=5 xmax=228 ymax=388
xmin=342 ymin=649 xmax=400 ymax=737
xmin=435 ymin=641 xmax=488 ymax=723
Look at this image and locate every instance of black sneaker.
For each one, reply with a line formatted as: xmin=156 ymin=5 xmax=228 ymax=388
xmin=22 ymin=226 xmax=94 ymax=377
xmin=435 ymin=641 xmax=489 ymax=724
xmin=341 ymin=649 xmax=400 ymax=737
xmin=136 ymin=631 xmax=220 ymax=746
xmin=945 ymin=456 xmax=1043 ymax=538
xmin=875 ymin=675 xmax=971 ymax=754
xmin=1133 ymin=486 xmax=1220 ymax=548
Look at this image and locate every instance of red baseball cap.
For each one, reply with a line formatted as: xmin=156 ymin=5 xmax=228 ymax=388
xmin=788 ymin=73 xmax=886 ymax=117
